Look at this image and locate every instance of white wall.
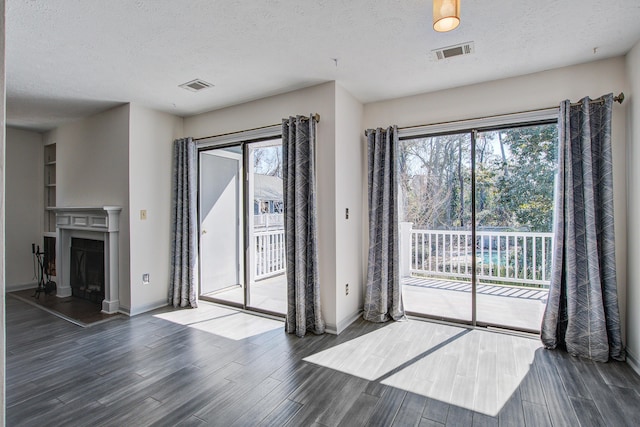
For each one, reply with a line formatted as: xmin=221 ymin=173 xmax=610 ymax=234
xmin=365 ymin=57 xmax=630 ymax=342
xmin=128 ymin=104 xmax=183 ymax=315
xmin=185 ymin=82 xmax=343 ymax=331
xmin=5 ymin=128 xmax=42 ymax=289
xmin=1 ymin=0 xmax=6 ymax=420
xmin=334 ymin=83 xmax=365 ymax=332
xmin=45 ymin=104 xmax=132 ymax=310
xmin=626 ymin=42 xmax=640 ymax=371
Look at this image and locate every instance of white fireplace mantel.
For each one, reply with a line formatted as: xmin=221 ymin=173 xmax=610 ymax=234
xmin=54 ymin=206 xmax=122 ymax=314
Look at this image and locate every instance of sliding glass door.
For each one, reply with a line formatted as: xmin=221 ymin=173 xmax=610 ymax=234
xmin=474 ymin=124 xmax=557 ymax=330
xmin=198 ymin=138 xmax=287 ymax=316
xmin=399 ymin=122 xmax=557 ymax=332
xmin=199 ymin=146 xmax=244 ymax=306
xmin=399 ymin=132 xmax=473 ymax=323
xmin=246 ymin=139 xmax=286 ymax=314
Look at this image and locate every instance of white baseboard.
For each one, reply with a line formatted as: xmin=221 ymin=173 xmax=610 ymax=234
xmin=6 ymin=281 xmax=37 ymax=292
xmin=325 ymin=323 xmax=338 ymax=335
xmin=336 ymin=309 xmax=363 ymax=335
xmin=627 ymin=348 xmax=640 ymax=376
xmin=127 ymin=300 xmax=169 ymax=317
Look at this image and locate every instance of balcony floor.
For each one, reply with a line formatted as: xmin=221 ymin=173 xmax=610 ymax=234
xmin=201 ymin=274 xmax=287 ymax=315
xmin=403 ymin=277 xmax=547 ymax=332
xmin=202 ymin=275 xmax=548 ymax=332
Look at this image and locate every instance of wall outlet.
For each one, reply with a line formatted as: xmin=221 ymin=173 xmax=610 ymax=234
xmin=140 ymin=209 xmax=147 ymax=220
xmin=345 ymin=208 xmax=349 ymax=219
xmin=345 ymin=283 xmax=349 ymax=295
xmin=142 ymin=273 xmax=150 ymax=284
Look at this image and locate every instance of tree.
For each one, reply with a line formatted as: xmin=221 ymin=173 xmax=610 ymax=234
xmin=398 ymin=124 xmax=557 ymax=233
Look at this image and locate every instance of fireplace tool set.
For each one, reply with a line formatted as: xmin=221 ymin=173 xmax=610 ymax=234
xmin=32 ymin=243 xmax=56 ymax=298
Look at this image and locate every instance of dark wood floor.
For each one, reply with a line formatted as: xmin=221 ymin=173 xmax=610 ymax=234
xmin=9 ymin=289 xmax=122 ymax=326
xmin=5 ymin=296 xmax=640 ymax=426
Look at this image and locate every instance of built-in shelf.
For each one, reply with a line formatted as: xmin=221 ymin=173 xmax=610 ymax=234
xmin=44 ymin=143 xmax=57 ymax=268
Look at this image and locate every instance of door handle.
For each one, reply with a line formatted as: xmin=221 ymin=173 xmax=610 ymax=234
xmin=202 ymin=230 xmax=207 ymax=235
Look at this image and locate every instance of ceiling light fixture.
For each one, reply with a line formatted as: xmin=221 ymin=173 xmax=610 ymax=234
xmin=433 ymin=0 xmax=460 ymax=32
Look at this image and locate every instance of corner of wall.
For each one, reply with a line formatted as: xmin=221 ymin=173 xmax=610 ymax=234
xmin=128 ymin=105 xmax=184 ymax=316
xmin=625 ymin=39 xmax=640 ymax=364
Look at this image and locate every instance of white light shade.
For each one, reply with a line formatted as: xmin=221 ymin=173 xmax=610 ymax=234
xmin=433 ymin=0 xmax=460 ymax=32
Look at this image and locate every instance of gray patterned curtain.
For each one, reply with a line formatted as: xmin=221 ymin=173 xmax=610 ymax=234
xmin=283 ymin=115 xmax=325 ymax=337
xmin=541 ymin=94 xmax=624 ymax=362
xmin=363 ymin=126 xmax=405 ymax=322
xmin=169 ymin=137 xmax=198 ymax=308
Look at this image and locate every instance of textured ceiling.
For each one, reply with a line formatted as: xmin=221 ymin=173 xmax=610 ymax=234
xmin=6 ymin=0 xmax=640 ymax=132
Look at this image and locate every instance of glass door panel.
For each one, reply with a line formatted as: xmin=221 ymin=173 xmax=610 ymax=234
xmin=399 ymin=133 xmax=473 ymax=323
xmin=474 ymin=124 xmax=557 ymax=331
xmin=246 ymin=139 xmax=286 ymax=314
xmin=199 ymin=146 xmax=244 ymax=306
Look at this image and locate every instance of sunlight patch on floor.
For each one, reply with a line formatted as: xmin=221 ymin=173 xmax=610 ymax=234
xmin=153 ymin=301 xmax=283 ymax=340
xmin=303 ymin=320 xmax=540 ymax=416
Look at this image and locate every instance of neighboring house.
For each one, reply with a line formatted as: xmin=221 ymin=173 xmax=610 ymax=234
xmin=254 ymin=174 xmax=284 ymax=216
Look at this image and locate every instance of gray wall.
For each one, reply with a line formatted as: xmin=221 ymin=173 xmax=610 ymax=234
xmin=1 ymin=0 xmax=7 ymax=421
xmin=5 ymin=128 xmax=42 ymax=289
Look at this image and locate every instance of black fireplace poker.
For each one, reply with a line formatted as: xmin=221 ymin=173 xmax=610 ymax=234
xmin=32 ymin=243 xmax=56 ymax=298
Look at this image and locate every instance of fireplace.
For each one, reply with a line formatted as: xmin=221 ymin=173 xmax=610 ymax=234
xmin=54 ymin=206 xmax=122 ymax=313
xmin=70 ymin=238 xmax=105 ymax=303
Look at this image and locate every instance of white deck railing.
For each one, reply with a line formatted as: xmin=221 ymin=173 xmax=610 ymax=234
xmin=400 ymin=223 xmax=553 ymax=288
xmin=254 ymin=213 xmax=284 ymax=229
xmin=255 ymin=229 xmax=286 ymax=280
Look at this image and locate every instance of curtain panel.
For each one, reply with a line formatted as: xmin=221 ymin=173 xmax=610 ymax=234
xmin=169 ymin=137 xmax=198 ymax=308
xmin=283 ymin=115 xmax=325 ymax=337
xmin=541 ymin=94 xmax=624 ymax=362
xmin=363 ymin=126 xmax=405 ymax=323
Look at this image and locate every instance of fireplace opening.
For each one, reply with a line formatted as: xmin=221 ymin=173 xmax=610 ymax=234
xmin=70 ymin=238 xmax=105 ymax=304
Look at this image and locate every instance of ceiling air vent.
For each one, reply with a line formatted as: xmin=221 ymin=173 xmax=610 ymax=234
xmin=179 ymin=79 xmax=214 ymax=92
xmin=433 ymin=41 xmax=475 ymax=60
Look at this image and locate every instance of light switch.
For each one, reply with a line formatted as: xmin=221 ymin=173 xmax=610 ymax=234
xmin=140 ymin=210 xmax=147 ymax=220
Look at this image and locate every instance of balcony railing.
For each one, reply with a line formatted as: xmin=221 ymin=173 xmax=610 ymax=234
xmin=254 ymin=213 xmax=284 ymax=229
xmin=400 ymin=223 xmax=553 ymax=288
xmin=255 ymin=229 xmax=286 ymax=280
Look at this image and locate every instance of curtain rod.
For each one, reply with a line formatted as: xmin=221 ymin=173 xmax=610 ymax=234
xmin=365 ymin=92 xmax=625 ymax=135
xmin=193 ymin=113 xmax=320 ymax=141
xmin=570 ymin=92 xmax=625 ymax=106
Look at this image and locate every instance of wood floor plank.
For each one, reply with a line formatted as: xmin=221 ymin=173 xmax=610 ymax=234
xmin=569 ymin=396 xmax=607 ymax=427
xmin=445 ymin=406 xmax=474 ymax=426
xmin=472 ymin=412 xmax=498 ymax=427
xmin=551 ymin=350 xmax=593 ymax=399
xmin=337 ymin=392 xmax=380 ymax=427
xmin=521 ymin=401 xmax=551 ymax=427
xmin=534 ymin=349 xmax=579 ymax=426
xmin=366 ymin=385 xmax=407 ymax=427
xmin=260 ymin=399 xmax=303 ymax=426
xmin=422 ymin=397 xmax=450 ymax=424
xmin=497 ymin=387 xmax=525 ymax=427
xmin=595 ymin=359 xmax=640 ymax=389
xmin=419 ymin=418 xmax=445 ymax=427
xmin=6 ymin=297 xmax=640 ymax=427
xmin=568 ymin=353 xmax=632 ymax=427
xmin=392 ymin=392 xmax=427 ymax=427
xmin=316 ymin=375 xmax=369 ymax=426
xmin=607 ymin=384 xmax=640 ymax=426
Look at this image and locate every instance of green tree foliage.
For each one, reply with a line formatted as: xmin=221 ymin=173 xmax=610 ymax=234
xmin=399 ymin=124 xmax=557 ymax=232
xmin=490 ymin=125 xmax=558 ymax=232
